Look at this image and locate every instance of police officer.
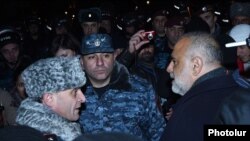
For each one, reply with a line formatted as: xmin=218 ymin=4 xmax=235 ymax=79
xmin=0 ymin=27 xmax=32 ymax=91
xmin=79 ymin=33 xmax=166 ymax=141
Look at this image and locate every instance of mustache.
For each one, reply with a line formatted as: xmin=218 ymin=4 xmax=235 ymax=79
xmin=170 ymin=73 xmax=174 ymax=79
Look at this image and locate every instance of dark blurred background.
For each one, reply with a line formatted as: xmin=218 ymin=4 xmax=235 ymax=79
xmin=0 ymin=0 xmax=248 ymax=25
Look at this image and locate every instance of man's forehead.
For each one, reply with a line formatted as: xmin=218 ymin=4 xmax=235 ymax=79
xmin=84 ymin=52 xmax=113 ymax=56
xmin=154 ymin=16 xmax=167 ymax=20
xmin=82 ymin=22 xmax=98 ymax=25
xmin=1 ymin=43 xmax=19 ymax=50
xmin=167 ymin=25 xmax=184 ymax=29
xmin=234 ymin=16 xmax=250 ymax=20
xmin=238 ymin=45 xmax=250 ymax=49
xmin=173 ymin=38 xmax=190 ymax=55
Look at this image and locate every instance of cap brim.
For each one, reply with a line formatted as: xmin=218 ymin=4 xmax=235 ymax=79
xmin=225 ymin=41 xmax=246 ymax=48
xmin=81 ymin=48 xmax=114 ymax=55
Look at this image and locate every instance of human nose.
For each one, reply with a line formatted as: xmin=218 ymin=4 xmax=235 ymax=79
xmin=88 ymin=26 xmax=94 ymax=32
xmin=77 ymin=89 xmax=86 ymax=103
xmin=166 ymin=61 xmax=173 ymax=73
xmin=7 ymin=50 xmax=15 ymax=57
xmin=160 ymin=20 xmax=166 ymax=26
xmin=176 ymin=30 xmax=183 ymax=36
xmin=96 ymin=56 xmax=104 ymax=66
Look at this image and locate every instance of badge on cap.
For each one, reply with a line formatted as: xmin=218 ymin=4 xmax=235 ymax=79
xmin=94 ymin=39 xmax=101 ymax=47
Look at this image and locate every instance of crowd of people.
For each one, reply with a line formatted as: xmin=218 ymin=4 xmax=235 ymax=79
xmin=0 ymin=0 xmax=250 ymax=141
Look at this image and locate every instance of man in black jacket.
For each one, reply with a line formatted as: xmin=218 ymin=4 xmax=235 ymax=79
xmin=160 ymin=32 xmax=247 ymax=141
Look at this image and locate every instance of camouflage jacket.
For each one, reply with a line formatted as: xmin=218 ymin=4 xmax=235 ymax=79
xmin=154 ymin=35 xmax=171 ymax=69
xmin=79 ymin=62 xmax=166 ymax=141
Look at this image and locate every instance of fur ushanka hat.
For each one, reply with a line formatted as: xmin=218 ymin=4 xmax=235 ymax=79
xmin=21 ymin=56 xmax=86 ymax=98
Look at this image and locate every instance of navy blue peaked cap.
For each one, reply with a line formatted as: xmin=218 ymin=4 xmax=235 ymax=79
xmin=81 ymin=33 xmax=114 ymax=55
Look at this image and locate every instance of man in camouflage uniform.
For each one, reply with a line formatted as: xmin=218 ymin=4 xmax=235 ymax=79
xmin=79 ymin=33 xmax=166 ymax=141
xmin=151 ymin=9 xmax=170 ymax=69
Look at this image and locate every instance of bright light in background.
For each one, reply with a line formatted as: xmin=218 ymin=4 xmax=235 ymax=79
xmin=147 ymin=17 xmax=151 ymax=23
xmin=64 ymin=11 xmax=68 ymax=15
xmin=116 ymin=24 xmax=122 ymax=31
xmin=135 ymin=6 xmax=138 ymax=10
xmin=222 ymin=19 xmax=229 ymax=23
xmin=214 ymin=11 xmax=221 ymax=15
xmin=146 ymin=1 xmax=150 ymax=5
xmin=174 ymin=5 xmax=180 ymax=10
xmin=46 ymin=25 xmax=52 ymax=31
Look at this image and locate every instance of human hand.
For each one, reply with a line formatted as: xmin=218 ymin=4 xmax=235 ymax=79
xmin=128 ymin=30 xmax=150 ymax=54
xmin=165 ymin=107 xmax=173 ymax=120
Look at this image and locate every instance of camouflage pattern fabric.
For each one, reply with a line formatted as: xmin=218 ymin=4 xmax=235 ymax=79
xmin=79 ymin=62 xmax=166 ymax=141
xmin=154 ymin=35 xmax=171 ymax=69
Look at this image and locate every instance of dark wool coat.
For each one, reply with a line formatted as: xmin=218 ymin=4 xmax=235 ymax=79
xmin=215 ymin=88 xmax=250 ymax=124
xmin=160 ymin=69 xmax=242 ymax=141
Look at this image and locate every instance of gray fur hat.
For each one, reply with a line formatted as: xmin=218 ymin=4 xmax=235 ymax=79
xmin=22 ymin=56 xmax=86 ymax=98
xmin=230 ymin=2 xmax=250 ymax=19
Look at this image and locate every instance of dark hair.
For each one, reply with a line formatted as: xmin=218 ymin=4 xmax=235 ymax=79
xmin=50 ymin=34 xmax=80 ymax=56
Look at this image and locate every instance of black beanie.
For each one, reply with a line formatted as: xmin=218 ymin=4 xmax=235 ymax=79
xmin=0 ymin=28 xmax=21 ymax=49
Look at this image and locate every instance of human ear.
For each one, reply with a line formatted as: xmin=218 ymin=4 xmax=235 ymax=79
xmin=42 ymin=93 xmax=55 ymax=108
xmin=79 ymin=56 xmax=85 ymax=70
xmin=192 ymin=56 xmax=203 ymax=76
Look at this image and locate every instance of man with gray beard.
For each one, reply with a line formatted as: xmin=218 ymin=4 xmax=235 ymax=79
xmin=160 ymin=32 xmax=246 ymax=141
